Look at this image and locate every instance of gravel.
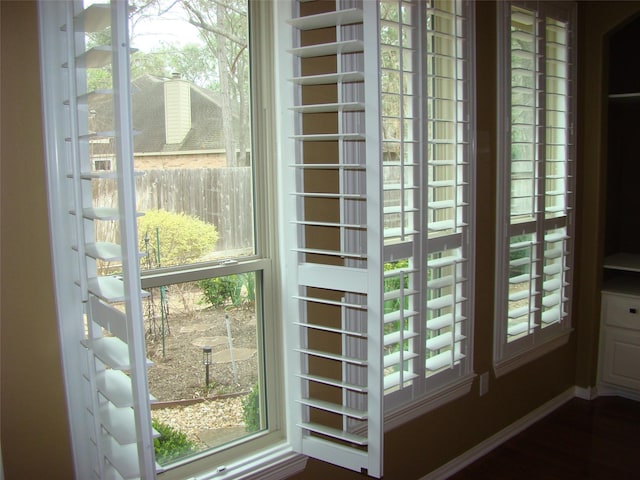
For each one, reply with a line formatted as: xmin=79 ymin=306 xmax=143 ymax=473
xmin=152 ymin=396 xmax=246 ymax=447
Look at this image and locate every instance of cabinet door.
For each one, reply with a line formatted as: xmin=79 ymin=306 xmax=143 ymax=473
xmin=601 ymin=328 xmax=640 ymax=391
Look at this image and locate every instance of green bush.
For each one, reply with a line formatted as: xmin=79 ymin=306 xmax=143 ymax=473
xmin=152 ymin=419 xmax=197 ymax=464
xmin=138 ymin=209 xmax=218 ymax=268
xmin=242 ymin=383 xmax=261 ymax=433
xmin=199 ymin=275 xmax=241 ymax=307
xmin=198 ymin=272 xmax=255 ymax=308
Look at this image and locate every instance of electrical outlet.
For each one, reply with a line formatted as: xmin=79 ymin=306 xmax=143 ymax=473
xmin=479 ymin=372 xmax=489 ymax=396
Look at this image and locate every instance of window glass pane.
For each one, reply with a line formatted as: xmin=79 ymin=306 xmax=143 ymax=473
xmin=383 ymin=260 xmax=418 ymax=393
xmin=87 ymin=0 xmax=255 ymax=272
xmin=84 ymin=0 xmax=267 ymax=468
xmin=425 ymin=248 xmax=465 ymax=375
xmin=145 ymin=273 xmax=265 ymax=465
xmin=542 ymin=228 xmax=568 ymax=328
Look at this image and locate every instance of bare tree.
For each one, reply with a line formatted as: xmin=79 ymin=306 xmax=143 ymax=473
xmin=182 ymin=0 xmax=250 ymax=167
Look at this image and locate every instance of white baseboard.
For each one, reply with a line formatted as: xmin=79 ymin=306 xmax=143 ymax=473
xmin=419 ymin=387 xmax=576 ymax=480
xmin=573 ymin=385 xmax=596 ymax=400
xmin=596 ymin=383 xmax=640 ymax=402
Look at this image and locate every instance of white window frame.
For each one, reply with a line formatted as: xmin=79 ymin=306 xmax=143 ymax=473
xmin=494 ymin=0 xmax=576 ymax=376
xmin=38 ymin=1 xmax=306 ymax=479
xmin=39 ymin=0 xmax=477 ymax=478
xmin=379 ymin=0 xmax=477 ymax=429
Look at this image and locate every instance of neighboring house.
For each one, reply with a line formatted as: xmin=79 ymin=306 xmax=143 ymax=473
xmin=91 ymin=73 xmax=243 ymax=170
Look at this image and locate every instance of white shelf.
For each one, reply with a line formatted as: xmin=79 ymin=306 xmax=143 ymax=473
xmin=609 ymin=92 xmax=640 ymax=102
xmin=603 ymin=252 xmax=640 ymax=273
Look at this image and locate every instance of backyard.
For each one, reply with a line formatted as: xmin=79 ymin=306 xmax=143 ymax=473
xmin=143 ymin=281 xmax=261 ymax=460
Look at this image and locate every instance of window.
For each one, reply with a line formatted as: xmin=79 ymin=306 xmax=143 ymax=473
xmin=282 ymin=2 xmax=475 ymax=469
xmin=38 ymin=1 xmax=305 ymax=479
xmin=379 ymin=0 xmax=476 ymax=424
xmin=494 ymin=1 xmax=576 ymax=375
xmin=39 ymin=0 xmax=474 ymax=478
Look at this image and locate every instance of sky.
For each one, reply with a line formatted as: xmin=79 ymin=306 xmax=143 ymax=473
xmin=82 ymin=0 xmax=204 ymax=53
xmin=129 ymin=5 xmax=204 ymax=53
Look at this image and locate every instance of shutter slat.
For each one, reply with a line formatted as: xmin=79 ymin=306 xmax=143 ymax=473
xmin=90 ymin=296 xmax=127 ymax=343
xmin=426 ymin=313 xmax=466 ymax=331
xmin=425 ymin=350 xmax=465 ymax=371
xmin=384 ymin=370 xmax=418 ymax=390
xmin=295 ymin=348 xmax=368 ymax=366
xmin=299 ymin=398 xmax=367 ymax=420
xmin=298 ymin=422 xmax=368 ymax=446
xmin=297 ymin=373 xmax=367 ymax=393
xmin=384 ymin=350 xmax=419 ymax=368
xmin=426 ymin=332 xmax=465 ymax=352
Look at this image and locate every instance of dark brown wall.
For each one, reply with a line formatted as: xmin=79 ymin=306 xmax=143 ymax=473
xmin=1 ymin=2 xmax=639 ymax=480
xmin=0 ymin=1 xmax=75 ymax=478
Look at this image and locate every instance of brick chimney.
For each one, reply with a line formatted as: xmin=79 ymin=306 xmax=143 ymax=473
xmin=164 ymin=72 xmax=191 ymax=145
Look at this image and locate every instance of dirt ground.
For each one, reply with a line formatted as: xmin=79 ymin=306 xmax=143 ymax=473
xmin=144 ymin=284 xmax=259 ymax=402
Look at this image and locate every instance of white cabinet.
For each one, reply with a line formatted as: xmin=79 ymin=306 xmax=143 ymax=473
xmin=598 ymin=272 xmax=640 ymax=399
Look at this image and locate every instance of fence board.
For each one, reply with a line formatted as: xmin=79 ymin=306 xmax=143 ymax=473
xmin=93 ymin=167 xmax=254 ymax=255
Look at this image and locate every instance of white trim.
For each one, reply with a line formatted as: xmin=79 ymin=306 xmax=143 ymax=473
xmin=573 ymin=385 xmax=596 ymax=400
xmin=419 ymin=387 xmax=576 ymax=480
xmin=493 ymin=0 xmax=577 ymax=371
xmin=596 ymin=384 xmax=640 ymax=402
xmin=190 ymin=444 xmax=307 ymax=480
xmin=384 ymin=374 xmax=475 ymax=432
xmin=494 ymin=329 xmax=572 ymax=377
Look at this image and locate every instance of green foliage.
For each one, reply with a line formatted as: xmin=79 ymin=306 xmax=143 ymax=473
xmin=199 ymin=275 xmax=241 ymax=307
xmin=152 ymin=419 xmax=197 ymax=464
xmin=138 ymin=209 xmax=218 ymax=268
xmin=242 ymin=383 xmax=261 ymax=433
xmin=383 ymin=259 xmax=410 ymax=314
xmin=198 ymin=272 xmax=255 ymax=308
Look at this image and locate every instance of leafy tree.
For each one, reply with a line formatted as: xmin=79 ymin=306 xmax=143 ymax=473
xmin=126 ymin=0 xmax=251 ymax=166
xmin=138 ymin=209 xmax=218 ymax=267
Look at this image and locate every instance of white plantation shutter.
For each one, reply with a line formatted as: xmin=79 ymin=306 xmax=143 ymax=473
xmin=39 ymin=1 xmax=156 ymax=478
xmin=381 ymin=0 xmax=475 ymax=410
xmin=495 ymin=1 xmax=575 ymax=371
xmin=280 ymin=1 xmax=474 ymax=473
xmin=282 ymin=0 xmax=384 ymax=477
xmin=422 ymin=0 xmax=473 ymax=390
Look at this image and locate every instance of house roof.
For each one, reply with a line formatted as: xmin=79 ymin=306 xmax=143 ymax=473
xmin=92 ymin=74 xmax=226 ymax=154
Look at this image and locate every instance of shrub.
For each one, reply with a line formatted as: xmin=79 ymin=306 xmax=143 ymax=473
xmin=138 ymin=209 xmax=218 ymax=268
xmin=199 ymin=275 xmax=241 ymax=307
xmin=242 ymin=383 xmax=261 ymax=432
xmin=198 ymin=272 xmax=255 ymax=308
xmin=152 ymin=419 xmax=197 ymax=464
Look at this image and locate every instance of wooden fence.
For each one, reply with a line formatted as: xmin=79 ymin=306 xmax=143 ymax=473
xmin=93 ymin=167 xmax=254 ymax=255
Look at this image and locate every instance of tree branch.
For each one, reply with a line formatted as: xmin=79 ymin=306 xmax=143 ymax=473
xmin=182 ymin=1 xmax=247 ymax=47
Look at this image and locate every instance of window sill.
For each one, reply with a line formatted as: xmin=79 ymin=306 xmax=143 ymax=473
xmin=494 ymin=329 xmax=573 ymax=378
xmin=163 ymin=442 xmax=307 ymax=480
xmin=384 ymin=374 xmax=476 ymax=432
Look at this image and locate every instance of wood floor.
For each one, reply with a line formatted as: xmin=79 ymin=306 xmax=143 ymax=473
xmin=448 ymin=395 xmax=640 ymax=480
